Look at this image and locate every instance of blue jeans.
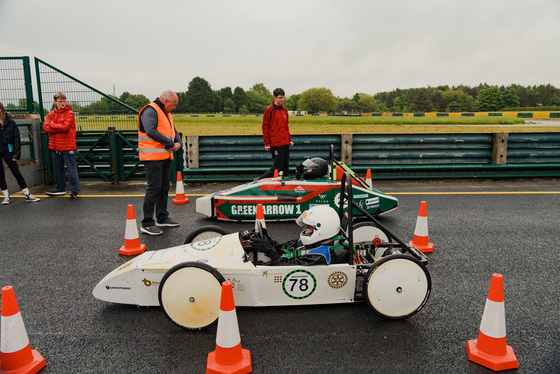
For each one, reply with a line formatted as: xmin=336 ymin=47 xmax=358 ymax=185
xmin=51 ymin=150 xmax=80 ymax=193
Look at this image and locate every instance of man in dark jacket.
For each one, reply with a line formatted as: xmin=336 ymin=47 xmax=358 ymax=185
xmin=43 ymin=92 xmax=80 ymax=198
xmin=258 ymin=88 xmax=293 ymax=179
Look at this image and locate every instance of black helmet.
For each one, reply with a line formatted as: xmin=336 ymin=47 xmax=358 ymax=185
xmin=296 ymin=158 xmax=328 ymax=180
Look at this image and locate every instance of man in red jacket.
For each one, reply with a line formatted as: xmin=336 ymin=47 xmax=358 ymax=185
xmin=43 ymin=93 xmax=80 ymax=198
xmin=258 ymin=88 xmax=293 ymax=179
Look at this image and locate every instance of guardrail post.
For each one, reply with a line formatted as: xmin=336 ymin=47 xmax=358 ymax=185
xmin=187 ymin=135 xmax=199 ymax=168
xmin=108 ymin=126 xmax=119 ymax=183
xmin=492 ymin=133 xmax=508 ymax=164
xmin=341 ymin=134 xmax=353 ymax=165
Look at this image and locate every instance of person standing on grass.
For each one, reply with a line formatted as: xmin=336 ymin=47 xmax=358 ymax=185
xmin=43 ymin=92 xmax=80 ymax=199
xmin=138 ymin=90 xmax=182 ymax=236
xmin=258 ymin=88 xmax=293 ymax=180
xmin=0 ymin=102 xmax=40 ymax=204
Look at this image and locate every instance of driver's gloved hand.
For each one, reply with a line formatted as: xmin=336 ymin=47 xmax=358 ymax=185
xmin=261 ymin=228 xmax=277 ymax=246
xmin=250 ymin=237 xmax=280 ymax=261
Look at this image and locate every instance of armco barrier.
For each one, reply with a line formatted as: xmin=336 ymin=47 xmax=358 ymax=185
xmin=184 ymin=132 xmax=560 ymax=182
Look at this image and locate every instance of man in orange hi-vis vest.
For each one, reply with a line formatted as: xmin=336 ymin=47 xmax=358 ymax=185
xmin=138 ymin=90 xmax=182 ymax=236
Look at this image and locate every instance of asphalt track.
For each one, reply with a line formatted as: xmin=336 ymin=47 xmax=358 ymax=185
xmin=1 ymin=178 xmax=559 ymax=373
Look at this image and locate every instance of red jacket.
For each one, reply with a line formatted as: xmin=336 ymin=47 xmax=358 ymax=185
xmin=262 ymin=103 xmax=291 ymax=147
xmin=43 ymin=104 xmax=77 ymax=151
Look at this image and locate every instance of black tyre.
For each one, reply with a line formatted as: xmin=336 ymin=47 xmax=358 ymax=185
xmin=184 ymin=225 xmax=229 ymax=244
xmin=158 ymin=262 xmax=226 ymax=330
xmin=364 ymin=254 xmax=431 ymax=319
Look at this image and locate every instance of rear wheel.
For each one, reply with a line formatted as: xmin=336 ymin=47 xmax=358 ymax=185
xmin=184 ymin=225 xmax=229 ymax=244
xmin=158 ymin=262 xmax=225 ymax=330
xmin=364 ymin=254 xmax=430 ymax=319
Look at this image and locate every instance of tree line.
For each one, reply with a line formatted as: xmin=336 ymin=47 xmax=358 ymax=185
xmin=5 ymin=79 xmax=560 ymax=115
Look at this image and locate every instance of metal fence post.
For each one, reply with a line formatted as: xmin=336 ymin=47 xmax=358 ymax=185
xmin=108 ymin=127 xmax=119 ymax=183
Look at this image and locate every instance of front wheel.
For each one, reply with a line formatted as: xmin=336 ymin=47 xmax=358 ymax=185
xmin=364 ymin=254 xmax=431 ymax=319
xmin=184 ymin=225 xmax=229 ymax=244
xmin=158 ymin=262 xmax=225 ymax=330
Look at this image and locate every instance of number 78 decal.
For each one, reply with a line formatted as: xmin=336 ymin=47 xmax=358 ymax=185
xmin=282 ymin=270 xmax=317 ymax=299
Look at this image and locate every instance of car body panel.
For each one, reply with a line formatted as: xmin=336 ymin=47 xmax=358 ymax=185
xmin=93 ymin=232 xmax=357 ymax=308
xmin=196 ymin=172 xmax=398 ymax=222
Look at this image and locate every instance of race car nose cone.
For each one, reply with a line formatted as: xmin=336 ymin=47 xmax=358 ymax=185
xmin=196 ymin=193 xmax=214 ymax=217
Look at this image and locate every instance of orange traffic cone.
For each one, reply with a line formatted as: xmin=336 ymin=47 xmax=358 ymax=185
xmin=409 ymin=201 xmax=434 ymax=253
xmin=273 ymin=169 xmax=279 ymax=178
xmin=254 ymin=203 xmax=266 ymax=231
xmin=172 ymin=171 xmax=190 ymax=204
xmin=0 ymin=286 xmax=46 ymax=374
xmin=207 ymin=282 xmax=251 ymax=374
xmin=365 ymin=169 xmax=372 ymax=188
xmin=119 ymin=204 xmax=147 ymax=256
xmin=466 ymin=274 xmax=518 ymax=371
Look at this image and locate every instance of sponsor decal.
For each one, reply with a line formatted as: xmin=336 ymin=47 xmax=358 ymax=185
xmin=190 ymin=236 xmax=221 ymax=251
xmin=105 ymin=286 xmax=131 ymax=290
xmin=295 ymin=186 xmax=305 ymax=193
xmin=367 ymin=204 xmax=380 ymax=209
xmin=328 ymin=271 xmax=348 ymax=289
xmin=282 ymin=270 xmax=317 ymax=299
xmin=142 ymin=278 xmax=160 ymax=287
xmin=319 ymin=194 xmax=327 ymax=199
xmin=354 ymin=194 xmax=368 ymax=198
xmin=366 ymin=197 xmax=379 ymax=205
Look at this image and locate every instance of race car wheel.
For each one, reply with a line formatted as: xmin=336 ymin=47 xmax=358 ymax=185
xmin=159 ymin=262 xmax=226 ymax=330
xmin=184 ymin=225 xmax=229 ymax=244
xmin=364 ymin=254 xmax=431 ymax=320
xmin=352 ymin=221 xmax=391 ymax=244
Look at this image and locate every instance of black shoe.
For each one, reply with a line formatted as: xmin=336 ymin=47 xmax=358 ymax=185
xmin=46 ymin=190 xmax=66 ymax=196
xmin=156 ymin=218 xmax=180 ymax=227
xmin=140 ymin=226 xmax=163 ymax=236
xmin=70 ymin=191 xmax=78 ymax=199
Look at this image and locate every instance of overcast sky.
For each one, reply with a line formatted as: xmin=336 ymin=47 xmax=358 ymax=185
xmin=1 ymin=0 xmax=559 ymax=101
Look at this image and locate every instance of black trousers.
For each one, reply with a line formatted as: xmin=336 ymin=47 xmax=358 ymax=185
xmin=259 ymin=145 xmax=290 ymax=179
xmin=0 ymin=151 xmax=27 ymax=191
xmin=142 ymin=159 xmax=171 ymax=226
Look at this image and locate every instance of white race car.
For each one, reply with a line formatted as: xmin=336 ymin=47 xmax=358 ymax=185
xmin=93 ymin=173 xmax=431 ymax=330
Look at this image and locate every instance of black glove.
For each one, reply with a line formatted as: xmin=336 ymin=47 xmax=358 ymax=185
xmin=250 ymin=237 xmax=280 ymax=261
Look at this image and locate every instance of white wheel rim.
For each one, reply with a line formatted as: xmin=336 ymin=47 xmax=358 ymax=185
xmin=354 ymin=225 xmax=389 ymax=243
xmin=367 ymin=257 xmax=428 ymax=318
xmin=161 ymin=266 xmax=222 ymax=329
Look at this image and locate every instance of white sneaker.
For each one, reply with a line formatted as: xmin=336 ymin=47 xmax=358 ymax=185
xmin=26 ymin=194 xmax=40 ymax=202
xmin=2 ymin=196 xmax=10 ymax=205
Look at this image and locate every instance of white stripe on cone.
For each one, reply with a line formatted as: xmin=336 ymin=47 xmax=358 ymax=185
xmin=1 ymin=312 xmax=29 ymax=353
xmin=176 ymin=180 xmax=185 ymax=195
xmin=479 ymin=299 xmax=507 ymax=339
xmin=124 ymin=219 xmax=139 ymax=240
xmin=216 ymin=309 xmax=241 ymax=348
xmin=413 ymin=216 xmax=429 ymax=237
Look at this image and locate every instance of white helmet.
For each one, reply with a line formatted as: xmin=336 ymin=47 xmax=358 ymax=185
xmin=296 ymin=205 xmax=340 ymax=246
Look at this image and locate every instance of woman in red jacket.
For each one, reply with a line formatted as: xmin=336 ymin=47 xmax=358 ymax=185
xmin=43 ymin=93 xmax=80 ymax=198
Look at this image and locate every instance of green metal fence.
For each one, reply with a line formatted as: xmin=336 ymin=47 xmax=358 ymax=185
xmin=42 ymin=128 xmax=183 ymax=184
xmin=0 ymin=57 xmax=34 ymax=113
xmin=35 ymin=58 xmax=138 ymax=130
xmin=184 ymin=133 xmax=560 ymax=182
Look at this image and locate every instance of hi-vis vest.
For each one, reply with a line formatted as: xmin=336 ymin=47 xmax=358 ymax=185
xmin=138 ymin=103 xmax=175 ymax=161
